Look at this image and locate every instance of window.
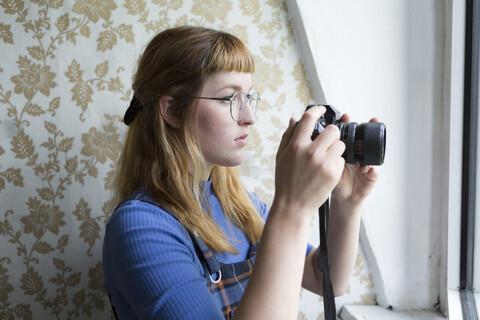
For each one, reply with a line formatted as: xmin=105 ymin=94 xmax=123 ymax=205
xmin=288 ymin=0 xmax=480 ymax=318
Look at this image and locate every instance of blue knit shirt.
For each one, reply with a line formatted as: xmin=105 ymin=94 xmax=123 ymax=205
xmin=102 ymin=180 xmax=313 ymax=319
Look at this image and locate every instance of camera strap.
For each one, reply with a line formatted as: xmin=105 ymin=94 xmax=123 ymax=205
xmin=319 ymin=198 xmax=336 ymax=319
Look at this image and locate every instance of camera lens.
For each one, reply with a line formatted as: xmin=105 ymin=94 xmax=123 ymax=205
xmin=338 ymin=122 xmax=386 ymax=165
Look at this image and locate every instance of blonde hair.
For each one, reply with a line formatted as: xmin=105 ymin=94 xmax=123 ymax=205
xmin=115 ymin=26 xmax=264 ymax=253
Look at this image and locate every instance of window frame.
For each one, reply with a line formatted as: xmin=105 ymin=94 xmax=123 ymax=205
xmin=462 ymin=0 xmax=480 ymax=318
xmin=450 ymin=0 xmax=480 ymax=318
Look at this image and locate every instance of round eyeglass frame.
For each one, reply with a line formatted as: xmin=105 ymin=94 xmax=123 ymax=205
xmin=194 ymin=91 xmax=260 ymax=121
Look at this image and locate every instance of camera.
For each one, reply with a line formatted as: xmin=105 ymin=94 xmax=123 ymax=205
xmin=307 ymin=104 xmax=386 ymax=165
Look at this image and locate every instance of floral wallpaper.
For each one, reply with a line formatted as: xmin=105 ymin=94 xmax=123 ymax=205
xmin=0 ymin=0 xmax=375 ymax=319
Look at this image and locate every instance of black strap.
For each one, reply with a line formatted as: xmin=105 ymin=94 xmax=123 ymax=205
xmin=319 ymin=198 xmax=336 ymax=319
xmin=108 ymin=294 xmax=119 ymax=320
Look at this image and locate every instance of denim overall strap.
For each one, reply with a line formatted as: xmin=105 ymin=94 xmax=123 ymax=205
xmin=190 ymin=234 xmax=222 ymax=278
xmin=113 ymin=190 xmax=157 ymax=211
xmin=192 ymin=234 xmax=258 ymax=320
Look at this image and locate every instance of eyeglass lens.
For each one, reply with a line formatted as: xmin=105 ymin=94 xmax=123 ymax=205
xmin=231 ymin=92 xmax=258 ymax=121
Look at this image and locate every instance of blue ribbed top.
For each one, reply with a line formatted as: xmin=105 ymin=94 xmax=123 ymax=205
xmin=102 ymin=180 xmax=312 ymax=319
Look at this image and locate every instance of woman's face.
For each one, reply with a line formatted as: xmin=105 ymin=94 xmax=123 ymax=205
xmin=190 ymin=71 xmax=256 ymax=178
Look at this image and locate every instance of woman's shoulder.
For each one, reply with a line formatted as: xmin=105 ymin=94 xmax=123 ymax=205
xmin=105 ymin=189 xmax=191 ymax=242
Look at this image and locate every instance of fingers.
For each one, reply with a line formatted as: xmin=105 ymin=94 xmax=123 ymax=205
xmin=277 ymin=117 xmax=297 ymax=160
xmin=364 ymin=165 xmax=380 ymax=178
xmin=294 ymin=106 xmax=345 ymax=161
xmin=312 ymin=124 xmax=344 ymax=156
xmin=292 ymin=105 xmax=326 ymax=142
xmin=339 ymin=113 xmax=350 ymax=123
xmin=358 ymin=164 xmax=370 ymax=173
xmin=289 ymin=117 xmax=297 ymax=127
xmin=356 ymin=164 xmax=380 ymax=184
xmin=278 ymin=105 xmax=345 ymax=165
xmin=327 ymin=137 xmax=346 ymax=157
xmin=278 ymin=105 xmax=329 ymax=159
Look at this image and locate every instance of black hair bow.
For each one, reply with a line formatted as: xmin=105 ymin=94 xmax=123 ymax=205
xmin=124 ymin=96 xmax=143 ymax=126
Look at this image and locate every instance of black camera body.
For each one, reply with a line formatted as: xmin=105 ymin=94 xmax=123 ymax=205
xmin=307 ymin=104 xmax=386 ymax=165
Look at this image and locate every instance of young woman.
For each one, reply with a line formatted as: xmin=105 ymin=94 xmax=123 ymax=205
xmin=102 ymin=26 xmax=379 ymax=319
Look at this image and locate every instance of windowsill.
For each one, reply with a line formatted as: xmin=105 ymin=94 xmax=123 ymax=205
xmin=340 ymin=305 xmax=446 ymax=320
xmin=476 ymin=293 xmax=480 ymax=315
xmin=446 ymin=290 xmax=480 ymax=320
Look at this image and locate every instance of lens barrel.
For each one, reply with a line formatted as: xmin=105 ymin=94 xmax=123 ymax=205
xmin=338 ymin=122 xmax=386 ymax=165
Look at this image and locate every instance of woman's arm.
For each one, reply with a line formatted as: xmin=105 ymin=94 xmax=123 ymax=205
xmin=301 ymin=114 xmax=380 ymax=296
xmin=234 ymin=106 xmax=346 ymax=319
xmin=301 ymin=199 xmax=363 ymax=296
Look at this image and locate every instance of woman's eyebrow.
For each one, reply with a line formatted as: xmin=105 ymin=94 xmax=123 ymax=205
xmin=216 ymin=84 xmax=253 ymax=93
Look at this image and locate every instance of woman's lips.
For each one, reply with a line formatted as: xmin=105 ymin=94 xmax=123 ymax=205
xmin=235 ymin=134 xmax=248 ymax=146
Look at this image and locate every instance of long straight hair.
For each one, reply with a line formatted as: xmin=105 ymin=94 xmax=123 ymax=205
xmin=115 ymin=26 xmax=264 ymax=253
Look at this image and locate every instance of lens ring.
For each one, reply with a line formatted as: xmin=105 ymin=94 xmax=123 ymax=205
xmin=346 ymin=123 xmax=357 ymax=164
xmin=250 ymin=92 xmax=259 ymax=114
xmin=230 ymin=92 xmax=240 ymax=121
xmin=363 ymin=122 xmax=386 ymax=165
xmin=233 ymin=91 xmax=247 ymax=121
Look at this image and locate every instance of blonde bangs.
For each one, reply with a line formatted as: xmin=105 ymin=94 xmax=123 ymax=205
xmin=207 ymin=33 xmax=254 ymax=74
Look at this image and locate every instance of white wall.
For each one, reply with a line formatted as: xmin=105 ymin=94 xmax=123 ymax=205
xmin=287 ymin=0 xmax=447 ymax=311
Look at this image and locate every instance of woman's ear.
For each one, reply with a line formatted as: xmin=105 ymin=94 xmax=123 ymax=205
xmin=158 ymin=96 xmax=179 ymax=128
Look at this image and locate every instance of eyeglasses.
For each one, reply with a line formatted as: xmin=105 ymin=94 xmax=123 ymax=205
xmin=194 ymin=91 xmax=260 ymax=121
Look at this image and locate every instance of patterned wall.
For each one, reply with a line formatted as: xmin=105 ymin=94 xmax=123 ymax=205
xmin=0 ymin=0 xmax=375 ymax=319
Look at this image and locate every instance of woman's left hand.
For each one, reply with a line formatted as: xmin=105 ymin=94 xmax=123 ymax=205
xmin=331 ymin=114 xmax=380 ymax=209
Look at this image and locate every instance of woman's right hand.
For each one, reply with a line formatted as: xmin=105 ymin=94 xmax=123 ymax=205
xmin=273 ymin=105 xmax=346 ymax=214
